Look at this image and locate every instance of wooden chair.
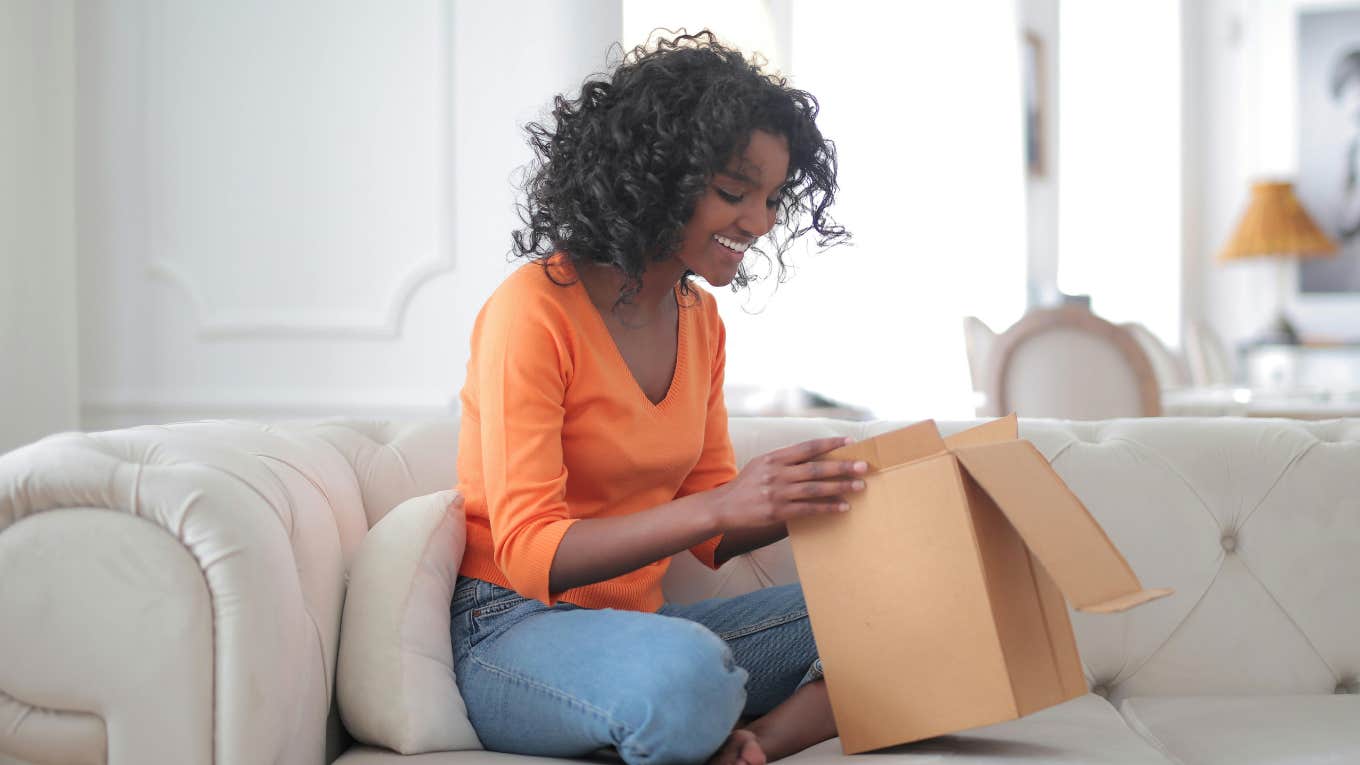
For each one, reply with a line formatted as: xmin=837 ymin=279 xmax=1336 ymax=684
xmin=981 ymin=306 xmax=1162 ymax=419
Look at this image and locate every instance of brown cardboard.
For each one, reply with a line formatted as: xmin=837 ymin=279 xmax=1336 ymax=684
xmin=787 ymin=414 xmax=1172 ymax=754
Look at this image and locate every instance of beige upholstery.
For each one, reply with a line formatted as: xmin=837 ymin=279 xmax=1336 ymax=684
xmin=334 ymin=695 xmax=1176 ymax=765
xmin=983 ymin=307 xmax=1162 ymax=419
xmin=1120 ymin=696 xmax=1360 ymax=764
xmin=3 ymin=414 xmax=1359 ymax=764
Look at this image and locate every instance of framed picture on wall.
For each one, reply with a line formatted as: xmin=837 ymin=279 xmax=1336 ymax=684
xmin=1297 ymin=7 xmax=1360 ymax=295
xmin=1023 ymin=30 xmax=1046 ymax=178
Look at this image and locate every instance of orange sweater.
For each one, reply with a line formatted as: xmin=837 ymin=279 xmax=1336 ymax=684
xmin=456 ymin=255 xmax=736 ymax=611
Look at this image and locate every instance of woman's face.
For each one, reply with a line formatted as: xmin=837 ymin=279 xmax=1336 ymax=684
xmin=674 ymin=129 xmax=790 ymax=287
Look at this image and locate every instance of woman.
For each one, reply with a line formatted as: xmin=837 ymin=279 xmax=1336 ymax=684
xmin=452 ymin=31 xmax=855 ymax=765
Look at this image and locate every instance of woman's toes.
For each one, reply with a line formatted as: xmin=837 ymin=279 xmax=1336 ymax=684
xmin=738 ymin=731 xmax=767 ymax=765
xmin=708 ymin=729 xmax=766 ymax=765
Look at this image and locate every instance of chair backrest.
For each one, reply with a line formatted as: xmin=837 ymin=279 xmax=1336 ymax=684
xmin=983 ymin=307 xmax=1162 ymax=419
xmin=1183 ymin=319 xmax=1235 ymax=387
xmin=1121 ymin=322 xmax=1190 ymax=390
xmin=961 ymin=316 xmax=998 ymax=394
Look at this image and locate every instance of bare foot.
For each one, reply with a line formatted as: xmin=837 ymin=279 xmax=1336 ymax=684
xmin=707 ymin=728 xmax=767 ymax=765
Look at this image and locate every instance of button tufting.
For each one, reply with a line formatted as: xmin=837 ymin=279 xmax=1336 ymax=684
xmin=1221 ymin=534 xmax=1237 ymax=553
xmin=1336 ymin=679 xmax=1358 ymax=695
xmin=1091 ymin=684 xmax=1111 ymax=699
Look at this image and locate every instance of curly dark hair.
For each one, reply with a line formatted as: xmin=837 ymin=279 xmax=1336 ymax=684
xmin=511 ymin=30 xmax=848 ymax=305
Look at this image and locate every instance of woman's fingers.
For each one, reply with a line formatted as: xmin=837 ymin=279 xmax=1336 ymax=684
xmin=782 ymin=459 xmax=868 ymax=483
xmin=776 ymin=479 xmax=865 ymax=502
xmin=784 ymin=498 xmax=852 ymax=518
xmin=767 ymin=436 xmax=853 ymax=466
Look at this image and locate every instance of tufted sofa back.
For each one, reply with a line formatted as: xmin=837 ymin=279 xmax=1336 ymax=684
xmin=2 ymin=415 xmax=1357 ymax=763
xmin=289 ymin=415 xmax=1360 ymax=706
xmin=288 ymin=415 xmax=1360 ymax=707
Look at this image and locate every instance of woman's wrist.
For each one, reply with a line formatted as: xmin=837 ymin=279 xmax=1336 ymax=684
xmin=700 ymin=484 xmax=731 ymax=538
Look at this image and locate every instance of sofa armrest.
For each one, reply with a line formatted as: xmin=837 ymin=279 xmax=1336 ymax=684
xmin=0 ymin=429 xmax=323 ymax=764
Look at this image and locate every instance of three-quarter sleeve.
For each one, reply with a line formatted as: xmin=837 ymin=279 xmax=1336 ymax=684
xmin=677 ymin=307 xmax=737 ymax=570
xmin=474 ymin=296 xmax=580 ymax=604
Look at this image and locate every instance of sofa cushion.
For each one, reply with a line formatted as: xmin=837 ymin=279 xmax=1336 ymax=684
xmin=337 ymin=489 xmax=481 ymax=753
xmin=334 ymin=694 xmax=1173 ymax=764
xmin=1120 ymin=695 xmax=1360 ymax=765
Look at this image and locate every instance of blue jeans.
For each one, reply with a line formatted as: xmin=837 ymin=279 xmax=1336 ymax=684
xmin=450 ymin=576 xmax=824 ymax=765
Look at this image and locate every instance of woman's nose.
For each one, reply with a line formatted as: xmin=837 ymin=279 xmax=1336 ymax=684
xmin=738 ymin=202 xmax=775 ymax=238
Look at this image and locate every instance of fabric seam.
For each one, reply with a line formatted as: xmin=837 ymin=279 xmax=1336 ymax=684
xmin=1116 ymin=699 xmax=1188 ymax=765
xmin=716 ymin=608 xmax=807 ymax=641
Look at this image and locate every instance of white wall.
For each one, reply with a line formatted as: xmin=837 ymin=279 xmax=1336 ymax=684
xmin=1187 ymin=0 xmax=1360 ymax=363
xmin=1019 ymin=0 xmax=1061 ymax=307
xmin=1185 ymin=0 xmax=1278 ymax=363
xmin=76 ymin=0 xmax=622 ymax=429
xmin=0 ymin=0 xmax=79 ymax=452
xmin=1058 ymin=1 xmax=1183 ymax=345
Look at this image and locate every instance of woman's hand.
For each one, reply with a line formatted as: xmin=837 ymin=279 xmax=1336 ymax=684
xmin=711 ymin=437 xmax=869 ymax=532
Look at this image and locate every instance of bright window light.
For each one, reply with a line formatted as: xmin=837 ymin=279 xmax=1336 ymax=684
xmin=716 ymin=3 xmax=1028 ymax=420
xmin=1058 ymin=1 xmax=1182 ymax=346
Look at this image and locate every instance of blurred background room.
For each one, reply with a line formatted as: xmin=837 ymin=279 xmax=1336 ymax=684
xmin=5 ymin=0 xmax=1360 ymax=453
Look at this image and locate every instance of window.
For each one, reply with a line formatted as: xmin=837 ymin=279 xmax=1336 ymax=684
xmin=1057 ymin=1 xmax=1182 ymax=345
xmin=714 ymin=4 xmax=1028 ymax=419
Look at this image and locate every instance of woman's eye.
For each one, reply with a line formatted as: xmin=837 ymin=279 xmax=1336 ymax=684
xmin=715 ymin=187 xmax=743 ymax=204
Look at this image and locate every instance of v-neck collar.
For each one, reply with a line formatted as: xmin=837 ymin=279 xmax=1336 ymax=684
xmin=564 ymin=262 xmax=689 ymax=413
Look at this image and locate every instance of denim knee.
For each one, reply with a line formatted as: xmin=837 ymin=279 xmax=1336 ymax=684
xmin=611 ymin=620 xmax=748 ymax=765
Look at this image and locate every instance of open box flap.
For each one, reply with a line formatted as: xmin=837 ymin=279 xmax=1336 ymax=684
xmin=944 ymin=413 xmax=1018 ymax=450
xmin=952 ymin=440 xmax=1173 ymax=613
xmin=825 ymin=419 xmax=947 ymax=472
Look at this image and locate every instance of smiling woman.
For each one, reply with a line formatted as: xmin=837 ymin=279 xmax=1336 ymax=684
xmin=450 ymin=30 xmax=855 ymax=765
xmin=511 ymin=31 xmax=844 ymax=306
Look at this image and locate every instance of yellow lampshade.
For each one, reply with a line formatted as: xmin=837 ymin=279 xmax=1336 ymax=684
xmin=1218 ymin=181 xmax=1338 ymax=262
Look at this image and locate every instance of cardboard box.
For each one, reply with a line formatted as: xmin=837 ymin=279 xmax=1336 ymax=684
xmin=787 ymin=414 xmax=1172 ymax=753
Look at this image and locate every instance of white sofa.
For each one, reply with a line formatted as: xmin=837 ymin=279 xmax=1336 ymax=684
xmin=1 ymin=415 xmax=1358 ymax=765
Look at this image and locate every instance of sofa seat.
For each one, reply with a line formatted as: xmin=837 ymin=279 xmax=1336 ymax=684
xmin=335 ymin=695 xmax=1175 ymax=765
xmin=1120 ymin=695 xmax=1360 ymax=765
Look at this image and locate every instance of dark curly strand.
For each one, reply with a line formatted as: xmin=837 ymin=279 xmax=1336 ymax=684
xmin=511 ymin=30 xmax=848 ymax=304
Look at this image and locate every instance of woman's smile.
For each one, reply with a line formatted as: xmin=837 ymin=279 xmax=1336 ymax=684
xmin=712 ymin=234 xmax=749 ymax=263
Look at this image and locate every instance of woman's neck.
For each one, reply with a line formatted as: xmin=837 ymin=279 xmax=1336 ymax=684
xmin=576 ymin=260 xmax=685 ymax=326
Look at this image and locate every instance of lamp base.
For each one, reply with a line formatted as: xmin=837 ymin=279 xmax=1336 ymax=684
xmin=1251 ymin=312 xmax=1300 ymax=346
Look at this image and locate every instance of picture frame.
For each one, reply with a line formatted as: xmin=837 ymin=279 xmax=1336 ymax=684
xmin=1297 ymin=7 xmax=1360 ymax=295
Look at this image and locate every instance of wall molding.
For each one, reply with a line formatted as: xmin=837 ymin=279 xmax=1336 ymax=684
xmin=139 ymin=0 xmax=456 ymax=340
xmin=145 ymin=257 xmax=455 ymax=339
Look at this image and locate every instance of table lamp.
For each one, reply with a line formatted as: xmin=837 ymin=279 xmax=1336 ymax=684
xmin=1218 ymin=180 xmax=1337 ymax=344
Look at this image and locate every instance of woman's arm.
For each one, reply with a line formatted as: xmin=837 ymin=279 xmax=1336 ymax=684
xmin=549 ymin=437 xmax=866 ymax=594
xmin=548 ymin=492 xmax=723 ymax=594
xmin=712 ymin=523 xmax=790 ymax=567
